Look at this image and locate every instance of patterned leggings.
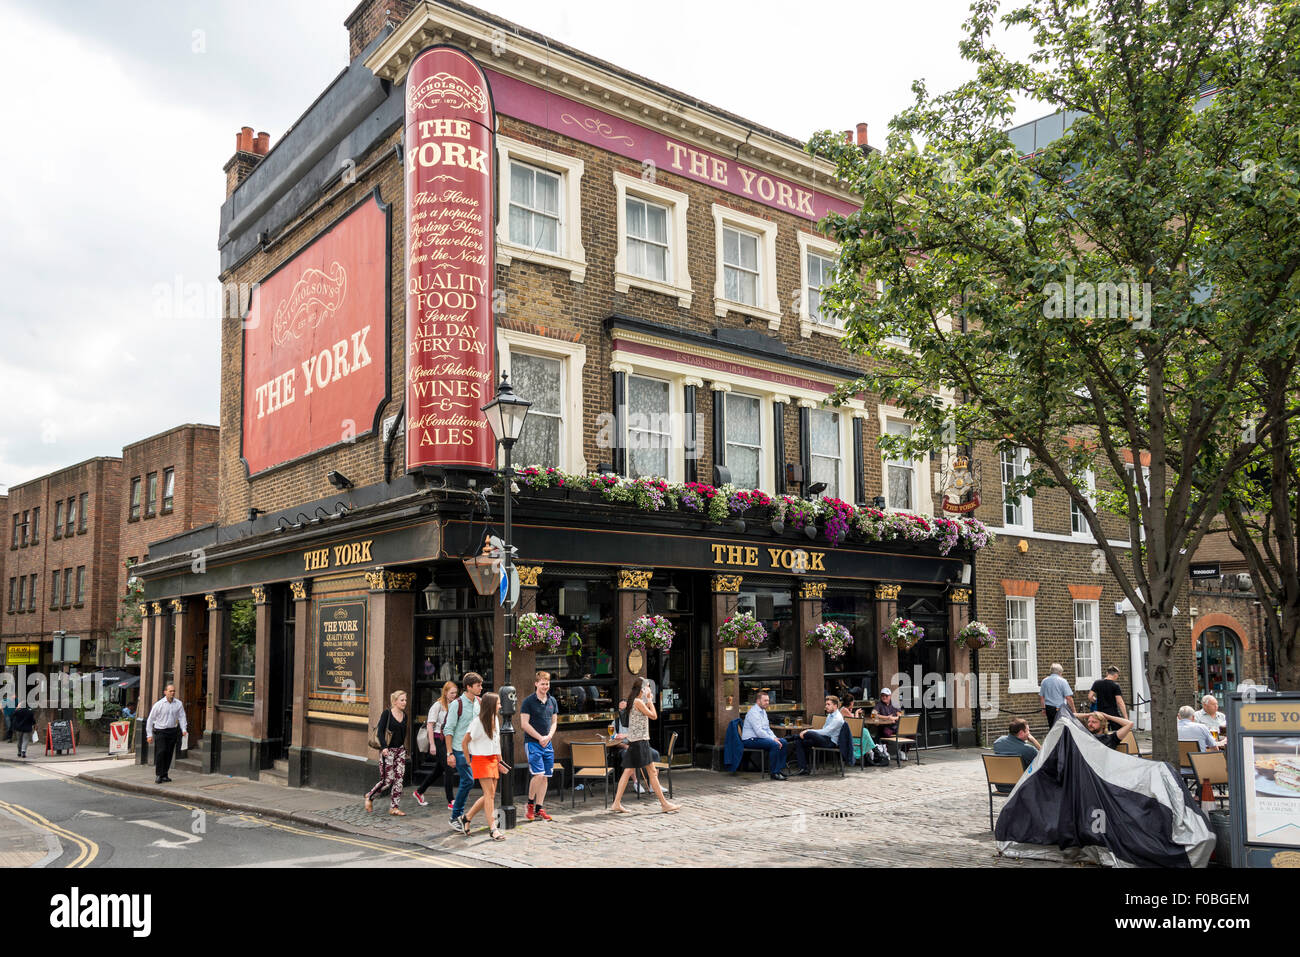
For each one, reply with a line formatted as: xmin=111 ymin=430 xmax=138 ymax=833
xmin=366 ymin=747 xmax=406 ymax=809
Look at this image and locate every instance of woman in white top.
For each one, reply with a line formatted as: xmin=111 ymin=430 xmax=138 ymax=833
xmin=413 ymin=680 xmax=457 ymax=808
xmin=460 ymin=692 xmax=507 ymax=841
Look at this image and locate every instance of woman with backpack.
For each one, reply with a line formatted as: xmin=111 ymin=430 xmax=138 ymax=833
xmin=365 ymin=690 xmax=409 ymax=816
xmin=609 ymin=678 xmax=679 ymax=815
xmin=459 ymin=692 xmax=506 ymax=841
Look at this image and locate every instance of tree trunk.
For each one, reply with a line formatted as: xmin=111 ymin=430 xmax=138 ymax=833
xmin=1276 ymin=602 xmax=1300 ymax=691
xmin=1145 ymin=613 xmax=1179 ymax=763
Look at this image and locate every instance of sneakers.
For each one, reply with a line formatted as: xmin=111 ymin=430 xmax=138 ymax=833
xmin=536 ymin=808 xmax=553 ymax=822
xmin=770 ymin=772 xmax=788 ymax=781
xmin=632 ymin=781 xmax=647 ymax=794
xmin=449 ymin=816 xmax=465 ymax=833
xmin=525 ymin=804 xmax=536 ymax=821
xmin=448 ymin=802 xmax=454 ymax=810
xmin=413 ymin=791 xmax=428 ymax=807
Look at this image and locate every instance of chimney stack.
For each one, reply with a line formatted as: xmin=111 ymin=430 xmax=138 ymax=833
xmin=842 ymin=130 xmax=853 ymax=144
xmin=856 ymin=122 xmax=869 ymax=147
xmin=345 ymin=0 xmax=418 ymax=62
xmin=225 ymin=125 xmax=265 ymax=198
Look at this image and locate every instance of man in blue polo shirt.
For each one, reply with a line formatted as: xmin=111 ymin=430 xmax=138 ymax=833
xmin=520 ymin=670 xmax=559 ymax=822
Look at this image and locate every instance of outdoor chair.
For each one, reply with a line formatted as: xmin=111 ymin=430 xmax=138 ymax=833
xmin=569 ymin=742 xmax=613 ymax=809
xmin=884 ymin=714 xmax=921 ymax=767
xmin=1188 ymin=750 xmax=1229 ymax=809
xmin=1117 ymin=735 xmax=1140 ymax=756
xmin=981 ymin=753 xmax=1026 ymax=835
xmin=1177 ymin=740 xmax=1201 ymax=795
xmin=651 ymin=731 xmax=678 ymax=800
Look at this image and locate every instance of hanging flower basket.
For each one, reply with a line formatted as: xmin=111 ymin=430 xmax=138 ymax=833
xmin=806 ymin=621 xmax=854 ymax=660
xmin=717 ymin=611 xmax=767 ymax=648
xmin=955 ymin=620 xmax=997 ymax=650
xmin=513 ymin=613 xmax=565 ymax=653
xmin=626 ymin=614 xmax=674 ymax=652
xmin=883 ymin=617 xmax=925 ymax=650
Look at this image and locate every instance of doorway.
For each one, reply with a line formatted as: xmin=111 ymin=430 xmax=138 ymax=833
xmin=896 ymin=596 xmax=953 ymax=747
xmin=648 ymin=573 xmax=695 ymax=766
xmin=266 ymin=586 xmax=295 ymax=761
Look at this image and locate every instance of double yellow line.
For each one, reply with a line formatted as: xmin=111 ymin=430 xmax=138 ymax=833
xmin=239 ymin=815 xmax=471 ymax=867
xmin=0 ymin=800 xmax=98 ymax=868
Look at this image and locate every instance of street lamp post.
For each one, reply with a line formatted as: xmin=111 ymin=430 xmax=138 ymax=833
xmin=481 ymin=372 xmax=531 ymax=830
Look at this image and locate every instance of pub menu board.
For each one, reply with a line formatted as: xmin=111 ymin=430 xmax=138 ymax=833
xmin=1228 ymin=691 xmax=1300 ymax=866
xmin=46 ymin=720 xmax=75 ymax=755
xmin=403 ymin=46 xmax=497 ymax=472
xmin=313 ymin=600 xmax=368 ymax=700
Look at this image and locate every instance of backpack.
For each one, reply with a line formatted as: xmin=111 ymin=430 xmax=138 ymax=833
xmin=869 ymin=744 xmax=890 ymax=766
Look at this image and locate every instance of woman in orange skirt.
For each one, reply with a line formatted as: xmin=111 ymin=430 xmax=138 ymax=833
xmin=460 ymin=692 xmax=506 ymax=841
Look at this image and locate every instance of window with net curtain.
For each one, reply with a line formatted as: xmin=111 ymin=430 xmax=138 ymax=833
xmin=885 ymin=419 xmax=915 ymax=510
xmin=725 ymin=392 xmax=761 ymax=489
xmin=806 ymin=251 xmax=836 ymax=324
xmin=509 ymin=352 xmax=562 ymax=468
xmin=723 ymin=226 xmax=759 ymax=305
xmin=508 ymin=161 xmax=561 ymax=253
xmin=626 ymin=196 xmax=669 ymax=281
xmin=810 ymin=409 xmax=841 ymax=499
xmin=627 ymin=374 xmax=670 ymax=478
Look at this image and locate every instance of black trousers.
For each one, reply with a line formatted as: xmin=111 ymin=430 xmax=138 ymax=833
xmin=154 ymin=726 xmax=181 ymax=779
xmin=790 ymin=731 xmax=836 ymax=771
xmin=1044 ymin=705 xmax=1059 ymax=726
xmin=413 ymin=735 xmax=454 ymax=802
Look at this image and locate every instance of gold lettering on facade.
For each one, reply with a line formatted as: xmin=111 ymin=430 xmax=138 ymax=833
xmin=799 ymin=581 xmax=827 ymax=600
xmin=304 ymin=539 xmax=374 ymax=572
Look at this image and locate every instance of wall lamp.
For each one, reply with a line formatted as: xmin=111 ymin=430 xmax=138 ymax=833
xmin=807 ymin=482 xmax=828 ymax=498
xmin=327 ymin=470 xmax=354 ymax=490
xmin=247 ymin=507 xmax=265 ymax=522
xmin=275 ymin=517 xmax=293 ymax=533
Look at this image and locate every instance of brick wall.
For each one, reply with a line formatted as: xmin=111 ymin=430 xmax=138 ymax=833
xmin=345 ymin=0 xmax=417 ymax=61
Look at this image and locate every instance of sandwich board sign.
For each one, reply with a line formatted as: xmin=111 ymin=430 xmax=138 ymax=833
xmin=107 ymin=720 xmax=132 ymax=756
xmin=1227 ymin=690 xmax=1300 ymax=866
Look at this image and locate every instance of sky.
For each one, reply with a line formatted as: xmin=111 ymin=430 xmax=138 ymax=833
xmin=0 ymin=0 xmax=1041 ymax=492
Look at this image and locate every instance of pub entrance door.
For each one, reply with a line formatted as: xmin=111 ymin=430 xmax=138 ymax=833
xmin=267 ymin=586 xmax=295 ymax=761
xmin=411 ymin=611 xmax=495 ymax=781
xmin=895 ymin=596 xmax=953 ymax=747
xmin=648 ymin=610 xmax=693 ymax=767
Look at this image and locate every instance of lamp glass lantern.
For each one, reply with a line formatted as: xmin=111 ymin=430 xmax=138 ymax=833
xmin=481 ymin=372 xmax=532 ymax=447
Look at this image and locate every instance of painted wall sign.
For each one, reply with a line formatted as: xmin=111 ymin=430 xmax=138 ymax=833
xmin=313 ymin=599 xmax=368 ymax=699
xmin=710 ymin=543 xmax=827 ymax=573
xmin=241 ymin=192 xmax=390 ymax=476
xmin=941 ymin=454 xmax=982 ymax=514
xmin=303 ymin=538 xmax=375 ymax=572
xmin=404 ymin=46 xmax=497 ymax=471
xmin=487 ymin=69 xmax=859 ymax=223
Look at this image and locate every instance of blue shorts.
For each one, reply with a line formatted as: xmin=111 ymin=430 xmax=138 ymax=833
xmin=526 ymin=741 xmax=554 ymax=777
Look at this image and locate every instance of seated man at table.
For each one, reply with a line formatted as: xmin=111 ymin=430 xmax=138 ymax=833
xmin=788 ymin=696 xmax=846 ymax=776
xmin=741 ymin=691 xmax=789 ymax=780
xmin=1177 ymin=705 xmax=1222 ymax=751
xmin=871 ymin=687 xmax=903 ymax=741
xmin=992 ymin=718 xmax=1041 ymax=792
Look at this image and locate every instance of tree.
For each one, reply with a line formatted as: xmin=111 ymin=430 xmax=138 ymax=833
xmin=111 ymin=559 xmax=144 ymax=662
xmin=807 ymin=0 xmax=1300 ymax=760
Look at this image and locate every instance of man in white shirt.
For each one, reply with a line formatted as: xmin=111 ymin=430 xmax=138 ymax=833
xmin=1194 ymin=695 xmax=1227 ymax=737
xmin=789 ymin=696 xmax=846 ymax=776
xmin=741 ymin=691 xmax=789 ymax=780
xmin=146 ymin=683 xmax=188 ymax=784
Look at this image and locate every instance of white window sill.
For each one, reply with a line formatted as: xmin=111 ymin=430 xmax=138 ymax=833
xmin=800 ymin=319 xmax=846 ymax=339
xmin=714 ymin=297 xmax=782 ymax=330
xmin=615 ymin=270 xmax=692 ymax=309
xmin=498 ymin=240 xmax=586 ymax=283
xmin=1008 ymin=680 xmax=1040 ymax=695
xmin=1074 ymin=678 xmax=1095 ymax=693
xmin=998 ymin=526 xmax=1132 ymax=549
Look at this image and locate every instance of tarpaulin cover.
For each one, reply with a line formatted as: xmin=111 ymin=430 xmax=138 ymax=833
xmin=995 ymin=713 xmax=1215 ymax=867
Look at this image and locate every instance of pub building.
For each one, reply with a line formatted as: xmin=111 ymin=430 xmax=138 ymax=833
xmin=133 ymin=0 xmax=990 ymax=793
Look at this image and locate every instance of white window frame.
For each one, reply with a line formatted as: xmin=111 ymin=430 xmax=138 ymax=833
xmin=497 ymin=328 xmax=587 ymax=473
xmin=798 ymin=231 xmax=842 ymax=339
xmin=724 ymin=391 xmax=765 ymax=491
xmin=876 ymin=404 xmax=929 ymax=516
xmin=1071 ymin=468 xmax=1096 ymax=538
xmin=1124 ymin=461 xmax=1151 ymax=541
xmin=496 ymin=136 xmax=586 ymax=281
xmin=1006 ymin=596 xmax=1039 ymax=694
xmin=1073 ymin=599 xmax=1101 ymax=692
xmin=614 ymin=170 xmax=691 ymax=307
xmin=807 ymin=406 xmax=845 ymax=501
xmin=624 ymin=371 xmax=678 ymax=481
xmin=711 ymin=203 xmax=780 ymax=328
xmin=1001 ymin=446 xmax=1034 ymax=530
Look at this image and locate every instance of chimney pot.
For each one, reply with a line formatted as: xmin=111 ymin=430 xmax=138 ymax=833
xmin=842 ymin=130 xmax=853 ymax=144
xmin=237 ymin=127 xmax=254 ymax=153
xmin=856 ymin=122 xmax=868 ymax=146
xmin=254 ymin=132 xmax=271 ymax=155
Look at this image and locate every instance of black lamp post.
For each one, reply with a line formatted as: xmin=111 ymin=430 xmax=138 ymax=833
xmin=481 ymin=371 xmax=531 ymax=830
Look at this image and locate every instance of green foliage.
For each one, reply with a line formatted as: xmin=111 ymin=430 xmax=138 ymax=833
xmin=111 ymin=559 xmax=144 ymax=660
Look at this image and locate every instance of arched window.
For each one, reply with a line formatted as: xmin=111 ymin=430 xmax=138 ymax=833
xmin=1196 ymin=626 xmax=1242 ymax=700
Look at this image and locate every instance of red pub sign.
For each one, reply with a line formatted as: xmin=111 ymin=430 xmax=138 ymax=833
xmin=242 ymin=193 xmax=390 ymax=476
xmin=404 ymin=47 xmax=496 ymax=471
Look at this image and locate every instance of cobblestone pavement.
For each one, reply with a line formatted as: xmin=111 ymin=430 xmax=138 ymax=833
xmin=315 ymin=748 xmax=1065 ymax=868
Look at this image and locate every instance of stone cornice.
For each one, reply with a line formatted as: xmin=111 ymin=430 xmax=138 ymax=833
xmin=364 ymin=2 xmax=856 ymax=202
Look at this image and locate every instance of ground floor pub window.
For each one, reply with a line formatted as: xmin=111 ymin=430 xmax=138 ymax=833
xmin=534 ymin=577 xmax=617 ymax=724
xmin=220 ymin=598 xmax=256 ymax=707
xmin=1196 ymin=625 xmax=1241 ymax=700
xmin=414 ymin=569 xmax=495 ymax=722
xmin=822 ymin=589 xmax=877 ymax=702
xmin=735 ymin=584 xmax=798 ymax=706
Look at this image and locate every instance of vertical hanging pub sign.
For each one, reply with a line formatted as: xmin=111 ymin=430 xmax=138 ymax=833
xmin=404 ymin=46 xmax=497 ymax=472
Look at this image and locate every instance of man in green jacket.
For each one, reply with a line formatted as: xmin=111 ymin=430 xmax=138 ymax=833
xmin=444 ymin=672 xmax=482 ymax=832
